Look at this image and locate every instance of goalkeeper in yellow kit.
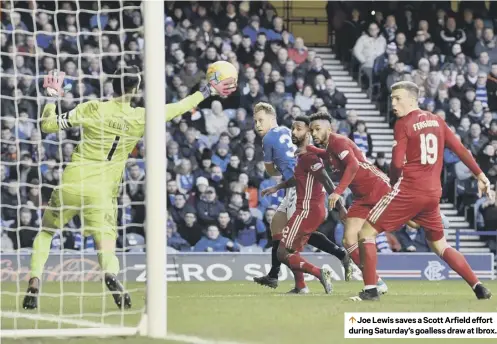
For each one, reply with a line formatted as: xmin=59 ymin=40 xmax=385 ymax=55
xmin=23 ymin=67 xmax=236 ymax=310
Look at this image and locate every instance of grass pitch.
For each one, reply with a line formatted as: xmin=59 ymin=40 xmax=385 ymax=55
xmin=1 ymin=280 xmax=497 ymax=344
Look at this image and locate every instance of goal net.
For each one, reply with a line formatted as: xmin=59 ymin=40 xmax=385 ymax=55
xmin=1 ymin=0 xmax=166 ymax=339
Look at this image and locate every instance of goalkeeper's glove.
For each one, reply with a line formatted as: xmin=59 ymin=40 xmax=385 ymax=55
xmin=43 ymin=70 xmax=72 ymax=100
xmin=200 ymin=77 xmax=237 ymax=98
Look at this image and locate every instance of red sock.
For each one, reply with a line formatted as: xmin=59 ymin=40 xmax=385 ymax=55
xmin=287 ymin=253 xmax=321 ymax=278
xmin=345 ymin=242 xmax=381 ymax=282
xmin=359 ymin=239 xmax=377 ymax=287
xmin=293 ymin=271 xmax=306 ymax=290
xmin=442 ymin=247 xmax=479 ymax=288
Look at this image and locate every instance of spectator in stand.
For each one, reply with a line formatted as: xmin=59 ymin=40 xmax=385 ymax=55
xmin=349 ymin=120 xmax=373 ymax=158
xmin=396 ymin=223 xmax=430 ymax=252
xmin=440 ymin=17 xmax=467 ymax=56
xmin=338 ymin=109 xmax=358 ymax=136
xmin=382 ymin=15 xmax=398 ymax=44
xmin=479 ymin=194 xmax=497 ymax=251
xmin=462 ymin=87 xmax=477 ymax=115
xmin=449 ymin=74 xmax=469 ymax=100
xmin=211 ymin=143 xmax=231 ymax=173
xmin=8 ymin=207 xmax=38 ymax=250
xmin=457 ymin=116 xmax=471 ymax=138
xmin=170 ymin=193 xmax=196 ymax=225
xmin=463 ymin=123 xmax=489 ymax=157
xmin=477 ymin=51 xmax=492 ymax=74
xmin=294 ymin=85 xmax=314 ymax=112
xmin=475 ymin=72 xmax=489 ymax=107
xmin=234 ymin=206 xmax=267 ymax=249
xmin=288 ymin=37 xmax=308 ymax=65
xmin=353 ymin=21 xmax=387 ymax=92
xmin=196 ymin=186 xmax=225 ymax=227
xmin=467 ymin=100 xmax=484 ymax=123
xmin=167 ymin=223 xmax=191 ymax=252
xmin=177 ymin=211 xmax=204 ymax=246
xmin=474 ymin=27 xmax=497 ymax=64
xmin=204 ymin=101 xmax=230 ymax=137
xmin=487 ymin=63 xmax=497 ymax=111
xmin=321 ymin=78 xmax=347 ymax=119
xmin=217 ymin=211 xmax=235 ymax=239
xmin=125 ymin=164 xmax=146 ymax=236
xmin=194 ymin=225 xmax=240 ymax=252
xmin=447 ymin=97 xmax=463 ymax=128
xmin=374 ymin=152 xmax=390 ymax=175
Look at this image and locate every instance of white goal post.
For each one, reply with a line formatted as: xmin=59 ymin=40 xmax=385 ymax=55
xmin=0 ymin=0 xmax=166 ymax=339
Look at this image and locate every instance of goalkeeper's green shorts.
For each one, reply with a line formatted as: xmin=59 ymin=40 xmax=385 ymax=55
xmin=43 ymin=187 xmax=118 ymax=242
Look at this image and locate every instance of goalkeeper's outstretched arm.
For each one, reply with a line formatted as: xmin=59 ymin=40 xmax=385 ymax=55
xmin=165 ymin=78 xmax=237 ymax=122
xmin=165 ymin=91 xmax=205 ymax=122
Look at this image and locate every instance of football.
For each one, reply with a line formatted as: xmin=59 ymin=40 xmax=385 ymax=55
xmin=206 ymin=61 xmax=238 ymax=87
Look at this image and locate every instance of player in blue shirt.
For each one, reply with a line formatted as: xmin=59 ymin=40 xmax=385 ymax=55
xmin=252 ymin=102 xmax=351 ymax=291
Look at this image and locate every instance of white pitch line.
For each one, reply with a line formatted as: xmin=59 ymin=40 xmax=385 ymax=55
xmin=0 ymin=311 xmax=118 ymax=328
xmin=166 ymin=333 xmax=250 ymax=344
xmin=0 ymin=311 xmax=250 ymax=344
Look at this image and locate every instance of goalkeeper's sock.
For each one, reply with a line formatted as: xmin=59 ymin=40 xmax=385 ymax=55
xmin=30 ymin=230 xmax=55 ymax=280
xmin=98 ymin=252 xmax=120 ymax=275
xmin=268 ymin=239 xmax=281 ymax=279
xmin=308 ymin=231 xmax=346 ymax=259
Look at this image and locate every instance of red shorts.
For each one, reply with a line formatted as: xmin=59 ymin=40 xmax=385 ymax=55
xmin=281 ymin=206 xmax=326 ymax=252
xmin=367 ymin=182 xmax=444 ymax=241
xmin=348 ymin=181 xmax=391 ymax=219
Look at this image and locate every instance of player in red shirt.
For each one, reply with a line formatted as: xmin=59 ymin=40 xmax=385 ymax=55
xmin=303 ymin=111 xmax=391 ymax=294
xmin=261 ymin=116 xmax=340 ymax=294
xmin=354 ymin=81 xmax=492 ymax=301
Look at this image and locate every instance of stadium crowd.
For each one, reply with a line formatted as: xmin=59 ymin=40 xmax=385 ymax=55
xmin=0 ymin=1 xmax=495 ymax=254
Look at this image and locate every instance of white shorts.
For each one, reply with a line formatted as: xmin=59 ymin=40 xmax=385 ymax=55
xmin=277 ymin=187 xmax=297 ymax=220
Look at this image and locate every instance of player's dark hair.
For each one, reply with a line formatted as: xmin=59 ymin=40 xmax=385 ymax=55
xmin=112 ymin=65 xmax=141 ymax=96
xmin=309 ymin=110 xmax=332 ymax=123
xmin=294 ymin=115 xmax=310 ymax=126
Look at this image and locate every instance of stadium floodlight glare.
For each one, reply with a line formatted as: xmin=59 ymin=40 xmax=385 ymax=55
xmin=0 ymin=0 xmax=166 ymax=339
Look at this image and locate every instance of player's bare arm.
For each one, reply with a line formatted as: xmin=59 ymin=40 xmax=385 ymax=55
xmin=261 ymin=177 xmax=296 ymax=196
xmin=313 ymin=168 xmax=348 ymax=220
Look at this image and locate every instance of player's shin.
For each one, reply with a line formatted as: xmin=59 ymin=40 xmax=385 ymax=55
xmin=436 ymin=244 xmax=480 ymax=288
xmin=29 ymin=230 xmax=55 ymax=281
xmin=268 ymin=237 xmax=282 ymax=278
xmin=96 ymin=233 xmax=131 ymax=309
xmin=358 ymin=223 xmax=379 ymax=290
xmin=279 ymin=246 xmax=320 ymax=278
xmin=23 ymin=230 xmax=55 ymax=309
xmin=308 ymin=231 xmax=346 ymax=259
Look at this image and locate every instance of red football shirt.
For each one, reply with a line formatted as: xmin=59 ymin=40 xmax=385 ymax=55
xmin=390 ymin=109 xmax=482 ymax=197
xmin=308 ymin=133 xmax=390 ymax=197
xmin=294 ymin=152 xmax=326 ymax=211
